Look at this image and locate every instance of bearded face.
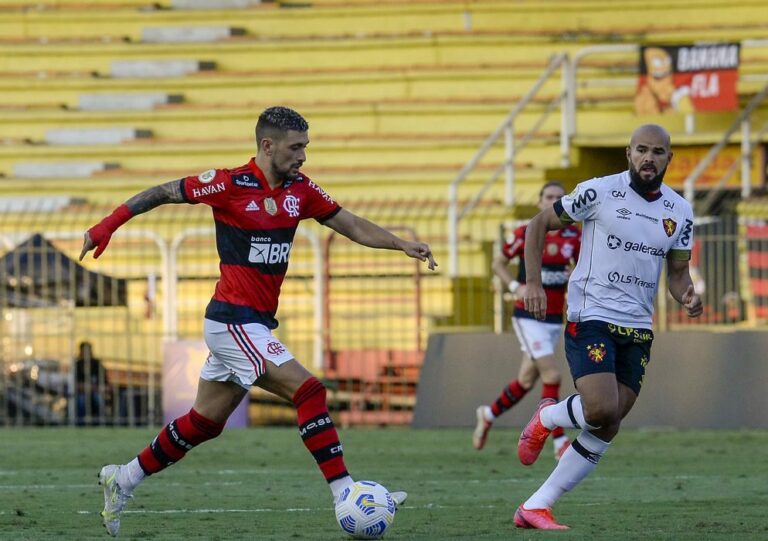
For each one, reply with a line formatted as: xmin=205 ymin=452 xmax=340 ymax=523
xmin=626 ymin=127 xmax=672 ymax=194
xmin=628 ymin=159 xmax=667 ymax=193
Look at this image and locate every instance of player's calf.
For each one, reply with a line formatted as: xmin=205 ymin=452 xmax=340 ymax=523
xmin=137 ymin=408 xmax=225 ymax=476
xmin=293 ymin=376 xmax=353 ymax=501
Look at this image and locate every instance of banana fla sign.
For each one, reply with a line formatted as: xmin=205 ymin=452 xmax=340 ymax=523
xmin=635 ymin=43 xmax=740 ymax=115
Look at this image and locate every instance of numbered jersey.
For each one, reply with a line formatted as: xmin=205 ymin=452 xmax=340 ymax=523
xmin=555 ymin=170 xmax=694 ymax=328
xmin=181 ymin=158 xmax=341 ymax=328
xmin=503 ymin=224 xmax=581 ymax=322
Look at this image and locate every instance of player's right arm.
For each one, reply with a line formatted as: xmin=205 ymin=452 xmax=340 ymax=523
xmin=79 ymin=179 xmax=185 ymax=261
xmin=492 ymin=226 xmax=524 ymax=296
xmin=491 ymin=252 xmax=515 ymax=293
xmin=522 ymin=206 xmax=565 ymax=320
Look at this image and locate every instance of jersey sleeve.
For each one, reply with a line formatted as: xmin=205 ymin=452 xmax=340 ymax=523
xmin=180 ymin=168 xmax=231 ymax=208
xmin=555 ymin=178 xmax=605 ymax=223
xmin=669 ymin=203 xmax=694 ymax=261
xmin=302 ymin=177 xmax=341 ymax=222
xmin=502 ymin=225 xmax=526 ymax=259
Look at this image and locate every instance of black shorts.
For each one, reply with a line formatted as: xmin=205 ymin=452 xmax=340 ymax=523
xmin=563 ymin=320 xmax=654 ymax=395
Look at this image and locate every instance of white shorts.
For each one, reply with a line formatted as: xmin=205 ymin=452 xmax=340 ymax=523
xmin=511 ymin=317 xmax=562 ymax=359
xmin=201 ymin=319 xmax=295 ymax=389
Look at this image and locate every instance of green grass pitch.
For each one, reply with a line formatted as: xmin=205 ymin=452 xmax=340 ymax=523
xmin=1 ymin=427 xmax=766 ymax=540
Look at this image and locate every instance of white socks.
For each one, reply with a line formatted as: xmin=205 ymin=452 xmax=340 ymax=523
xmin=482 ymin=406 xmax=495 ymax=422
xmin=524 ymin=430 xmax=610 ymax=509
xmin=116 ymin=458 xmax=146 ymax=494
xmin=540 ymin=394 xmax=597 ymax=431
xmin=330 ymin=475 xmax=355 ymax=503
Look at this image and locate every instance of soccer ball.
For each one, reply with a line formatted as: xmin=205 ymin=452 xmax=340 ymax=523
xmin=334 ymin=480 xmax=396 ymax=539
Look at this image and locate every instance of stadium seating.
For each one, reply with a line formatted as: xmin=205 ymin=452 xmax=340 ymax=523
xmin=2 ymin=0 xmax=768 ymax=425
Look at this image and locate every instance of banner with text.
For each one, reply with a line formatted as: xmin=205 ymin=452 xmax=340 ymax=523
xmin=635 ymin=43 xmax=740 ymax=115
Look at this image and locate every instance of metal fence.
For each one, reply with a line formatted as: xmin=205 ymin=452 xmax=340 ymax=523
xmin=0 ymin=197 xmax=501 ymax=427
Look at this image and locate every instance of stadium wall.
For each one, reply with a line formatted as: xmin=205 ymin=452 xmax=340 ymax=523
xmin=413 ymin=330 xmax=768 ymax=429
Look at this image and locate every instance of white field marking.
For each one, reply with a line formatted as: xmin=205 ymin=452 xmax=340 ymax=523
xmin=0 ymin=481 xmax=242 ymax=490
xmin=0 ymin=474 xmax=714 ymax=491
xmin=75 ymin=504 xmax=484 ymax=516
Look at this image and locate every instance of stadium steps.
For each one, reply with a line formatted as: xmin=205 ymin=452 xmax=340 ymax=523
xmin=0 ymin=36 xmax=579 ymax=73
xmin=1 ymin=0 xmax=766 ymax=42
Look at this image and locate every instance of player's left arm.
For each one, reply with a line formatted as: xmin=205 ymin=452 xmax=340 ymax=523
xmin=667 ymin=256 xmax=703 ymax=317
xmin=79 ymin=180 xmax=186 ymax=260
xmin=323 ymin=208 xmax=437 ymax=270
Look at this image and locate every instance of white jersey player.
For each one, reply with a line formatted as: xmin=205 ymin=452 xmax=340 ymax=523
xmin=512 ymin=124 xmax=703 ymax=530
xmin=562 ymin=170 xmax=694 ymax=328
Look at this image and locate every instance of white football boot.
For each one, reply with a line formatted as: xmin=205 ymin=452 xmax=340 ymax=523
xmin=99 ymin=465 xmax=132 ymax=537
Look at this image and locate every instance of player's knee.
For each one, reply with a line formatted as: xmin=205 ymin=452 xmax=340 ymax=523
xmin=582 ymin=403 xmax=620 ymax=430
xmin=538 ymin=369 xmax=561 ymax=385
xmin=292 ymin=376 xmax=327 ymax=406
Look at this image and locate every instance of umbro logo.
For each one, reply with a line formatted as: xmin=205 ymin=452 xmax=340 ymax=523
xmin=246 ymin=200 xmax=259 ymax=212
xmin=616 ymin=208 xmax=632 ymax=220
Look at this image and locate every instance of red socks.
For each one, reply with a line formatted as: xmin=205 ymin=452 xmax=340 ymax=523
xmin=293 ymin=377 xmax=349 ymax=483
xmin=137 ymin=408 xmax=224 ymax=475
xmin=541 ymin=382 xmax=566 ymax=439
xmin=491 ymin=380 xmax=530 ymax=417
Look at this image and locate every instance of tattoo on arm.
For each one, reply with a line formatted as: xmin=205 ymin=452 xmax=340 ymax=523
xmin=125 ymin=180 xmax=185 ymax=215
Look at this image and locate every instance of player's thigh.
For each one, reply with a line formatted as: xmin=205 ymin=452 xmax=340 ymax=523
xmin=618 ymin=381 xmax=638 ymax=420
xmin=512 ymin=317 xmax=560 ymax=359
xmin=613 ymin=327 xmax=654 ymax=397
xmin=202 ymin=319 xmax=296 ymax=388
xmin=564 ymin=320 xmax=618 ymax=382
xmin=256 ymin=359 xmax=314 ymax=402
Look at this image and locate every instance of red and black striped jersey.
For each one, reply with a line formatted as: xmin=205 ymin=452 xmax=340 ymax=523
xmin=503 ymin=224 xmax=581 ymax=322
xmin=181 ymin=158 xmax=341 ymax=328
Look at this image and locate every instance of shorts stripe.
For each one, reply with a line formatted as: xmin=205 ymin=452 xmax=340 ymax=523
xmin=237 ymin=325 xmax=269 ymax=374
xmin=226 ymin=324 xmax=264 ymax=377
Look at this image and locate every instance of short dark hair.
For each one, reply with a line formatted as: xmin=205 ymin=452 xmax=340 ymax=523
xmin=255 ymin=106 xmax=309 ymax=144
xmin=539 ymin=181 xmax=565 ymax=199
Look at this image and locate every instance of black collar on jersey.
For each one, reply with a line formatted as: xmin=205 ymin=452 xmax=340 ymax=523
xmin=629 ymin=177 xmax=663 ymax=202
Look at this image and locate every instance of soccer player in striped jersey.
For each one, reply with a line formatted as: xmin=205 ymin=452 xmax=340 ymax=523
xmin=80 ymin=106 xmax=435 ymax=537
xmin=473 ymin=182 xmax=580 ymax=459
xmin=513 ymin=124 xmax=702 ymax=530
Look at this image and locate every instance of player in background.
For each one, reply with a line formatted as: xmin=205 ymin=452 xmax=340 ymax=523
xmin=80 ymin=106 xmax=436 ymax=537
xmin=513 ymin=124 xmax=702 ymax=530
xmin=473 ymin=182 xmax=580 ymax=460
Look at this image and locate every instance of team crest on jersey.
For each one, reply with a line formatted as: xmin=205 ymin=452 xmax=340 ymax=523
xmin=283 ymin=195 xmax=300 ymax=218
xmin=586 ymin=343 xmax=606 ymax=363
xmin=560 ymin=243 xmax=575 ymax=259
xmin=266 ymin=342 xmax=286 ymax=355
xmin=198 ymin=169 xmax=216 ymax=184
xmin=264 ymin=197 xmax=278 ymax=215
xmin=662 ymin=218 xmax=677 ymax=237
